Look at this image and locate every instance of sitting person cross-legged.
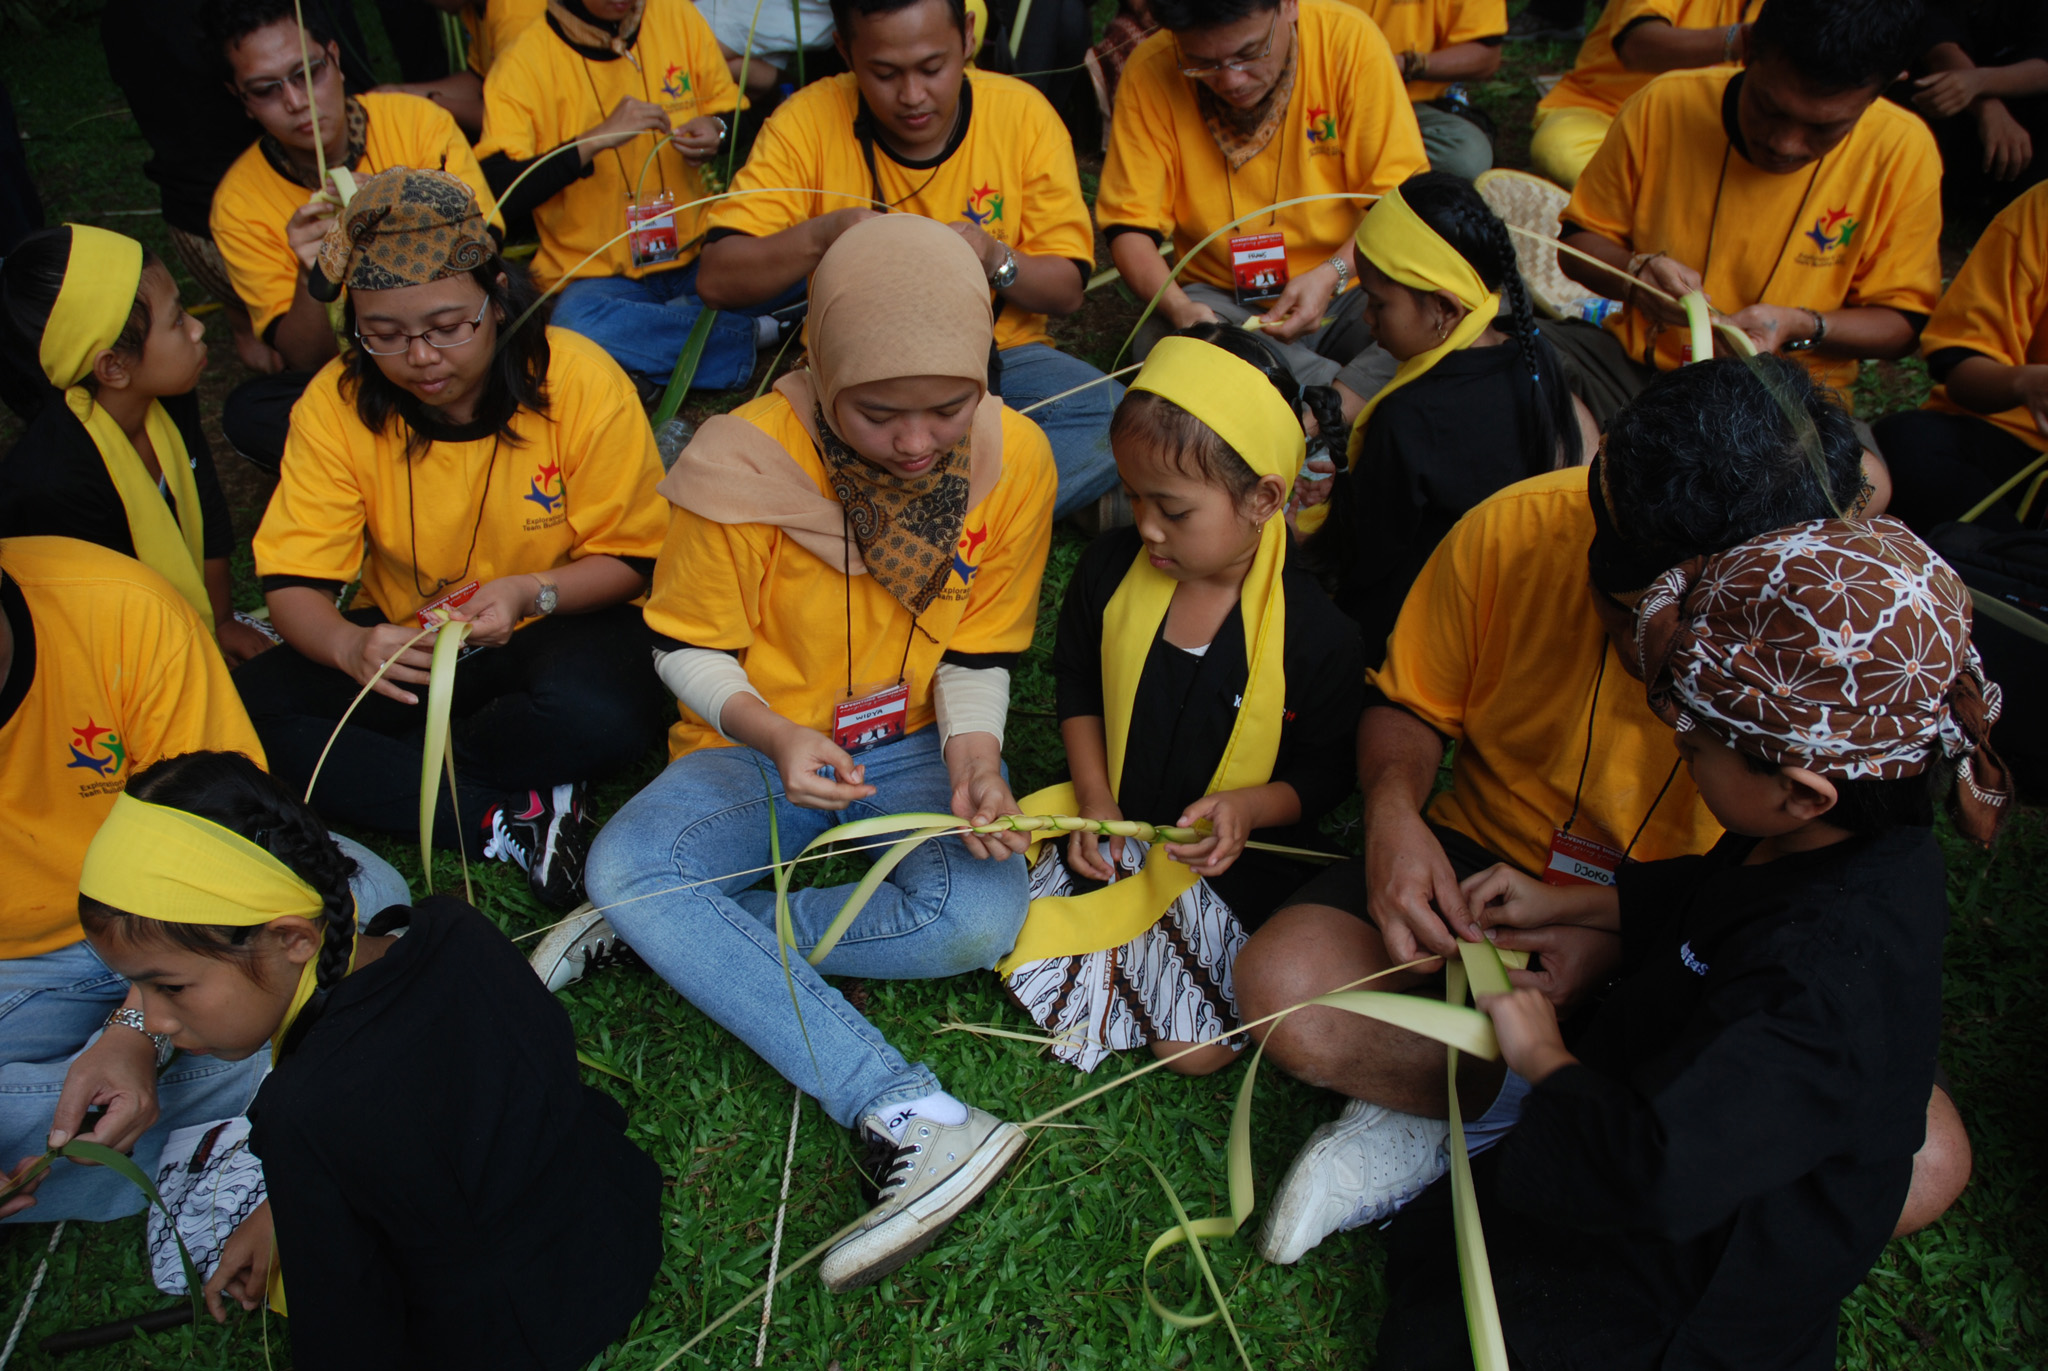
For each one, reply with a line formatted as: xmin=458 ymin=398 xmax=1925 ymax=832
xmin=1348 ymin=0 xmax=1505 ymax=182
xmin=583 ymin=214 xmax=1054 ymax=1293
xmin=234 ymin=170 xmax=673 ymax=913
xmin=695 ymin=0 xmax=1122 ymax=521
xmin=1096 ymin=0 xmax=1427 ymax=410
xmin=1231 ymin=357 xmax=1974 ymax=1267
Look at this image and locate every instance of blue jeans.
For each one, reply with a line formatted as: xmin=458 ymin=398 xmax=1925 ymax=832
xmin=998 ymin=343 xmax=1123 ymax=520
xmin=587 ymin=729 xmax=1028 ymax=1128
xmin=0 ymin=836 xmax=408 ymax=1223
xmin=551 ymin=260 xmax=766 ymax=389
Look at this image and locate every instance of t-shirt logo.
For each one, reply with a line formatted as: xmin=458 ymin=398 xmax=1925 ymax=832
xmin=952 ymin=522 xmax=991 ymax=586
xmin=1305 ymin=105 xmax=1338 ymax=146
xmin=524 ymin=459 xmax=565 ymax=514
xmin=1804 ymin=207 xmax=1858 ymax=253
xmin=1679 ymin=940 xmax=1710 ymax=976
xmin=965 ymin=183 xmax=1005 ymax=227
xmin=67 ymin=718 xmax=125 ymax=778
xmin=662 ymin=64 xmax=693 ymax=99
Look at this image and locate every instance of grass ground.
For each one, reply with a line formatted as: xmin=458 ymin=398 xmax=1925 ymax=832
xmin=2 ymin=4 xmax=2044 ymax=1368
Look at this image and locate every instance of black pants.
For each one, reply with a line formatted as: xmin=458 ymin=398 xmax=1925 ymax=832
xmin=233 ymin=604 xmax=671 ymax=852
xmin=1871 ymin=408 xmax=2044 ymax=535
xmin=221 ymin=370 xmax=315 ymax=475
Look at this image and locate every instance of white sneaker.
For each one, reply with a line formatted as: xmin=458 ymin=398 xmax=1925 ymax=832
xmin=818 ymin=1107 xmax=1026 ymax=1292
xmin=1256 ymin=1099 xmax=1450 ymax=1264
xmin=528 ymin=904 xmax=638 ymax=992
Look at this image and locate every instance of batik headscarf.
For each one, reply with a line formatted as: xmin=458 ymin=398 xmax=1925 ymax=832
xmin=308 ymin=167 xmax=495 ymax=304
xmin=1635 ymin=516 xmax=2012 ymax=845
xmin=546 ymin=0 xmax=645 ymax=56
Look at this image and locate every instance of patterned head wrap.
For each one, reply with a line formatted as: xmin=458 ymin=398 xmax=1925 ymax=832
xmin=309 ymin=168 xmax=493 ymax=304
xmin=1636 ymin=516 xmax=2011 ymax=845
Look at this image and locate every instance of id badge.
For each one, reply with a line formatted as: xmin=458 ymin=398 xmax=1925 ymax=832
xmin=1230 ymin=231 xmax=1289 ymax=306
xmin=416 ymin=580 xmax=480 ymax=627
xmin=626 ymin=191 xmax=681 ymax=269
xmin=832 ymin=682 xmax=909 ymax=756
xmin=1543 ymin=829 xmax=1624 ymax=887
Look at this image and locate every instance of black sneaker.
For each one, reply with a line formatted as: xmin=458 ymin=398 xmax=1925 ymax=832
xmin=482 ymin=783 xmax=592 ymax=912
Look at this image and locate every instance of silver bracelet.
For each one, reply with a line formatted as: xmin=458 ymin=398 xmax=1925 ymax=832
xmin=105 ymin=1007 xmax=174 ymax=1069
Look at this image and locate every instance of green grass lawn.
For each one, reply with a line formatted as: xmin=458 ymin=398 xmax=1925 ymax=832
xmin=3 ymin=4 xmax=2045 ymax=1367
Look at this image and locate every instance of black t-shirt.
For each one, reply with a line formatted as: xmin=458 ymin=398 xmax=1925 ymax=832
xmin=0 ymin=390 xmax=232 ymax=562
xmin=249 ymin=898 xmax=663 ymax=1371
xmin=1050 ymin=526 xmax=1364 ymax=923
xmin=1917 ymin=0 xmax=2048 ymax=72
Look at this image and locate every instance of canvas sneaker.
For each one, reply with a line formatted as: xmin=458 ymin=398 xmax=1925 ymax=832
xmin=818 ymin=1108 xmax=1027 ymax=1293
xmin=483 ymin=782 xmax=592 ymax=912
xmin=1256 ymin=1099 xmax=1450 ymax=1265
xmin=528 ymin=904 xmax=640 ymax=992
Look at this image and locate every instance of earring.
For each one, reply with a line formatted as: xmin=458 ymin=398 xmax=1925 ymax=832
xmin=1437 ymin=315 xmax=1451 ymax=340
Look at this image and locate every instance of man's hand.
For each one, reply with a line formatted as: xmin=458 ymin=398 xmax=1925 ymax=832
xmin=946 ymin=733 xmax=1027 ymax=860
xmin=285 ymin=194 xmax=339 ymax=273
xmin=1066 ymin=793 xmax=1125 ymax=882
xmin=583 ymin=96 xmax=671 ymax=156
xmin=1726 ymin=302 xmax=1817 ymax=356
xmin=809 ymin=207 xmax=883 ymax=257
xmin=1914 ymin=66 xmax=1986 ymax=119
xmin=203 ymin=1201 xmax=275 ymax=1322
xmin=947 ymin=219 xmax=1006 ymax=278
xmin=1977 ymin=100 xmax=2035 ymax=180
xmin=1486 ymin=923 xmax=1622 ymax=1016
xmin=345 ymin=621 xmax=438 ymax=705
xmin=2016 ymin=363 xmax=2048 ymax=437
xmin=1166 ymin=790 xmax=1253 ymax=878
xmin=1163 ymin=294 xmax=1223 ymax=330
xmin=1363 ymin=806 xmax=1472 ymax=962
xmin=1631 ymin=254 xmax=1704 ymax=329
xmin=1257 ymin=262 xmax=1340 ymax=344
xmin=671 ymin=115 xmax=723 ymax=166
xmin=1475 ymin=988 xmax=1577 ymax=1083
xmin=449 ymin=575 xmax=536 ymax=647
xmin=49 ymin=1024 xmax=161 ymax=1159
xmin=767 ymin=720 xmax=877 ymax=810
xmin=215 ymin=618 xmax=277 ymax=669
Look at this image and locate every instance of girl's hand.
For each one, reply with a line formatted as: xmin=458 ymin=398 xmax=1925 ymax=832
xmin=0 ymin=1155 xmax=49 ymax=1219
xmin=203 ymin=1201 xmax=274 ymax=1321
xmin=286 ymin=194 xmax=338 ymax=272
xmin=946 ymin=735 xmax=1029 ymax=860
xmin=49 ymin=1021 xmax=160 ymax=1158
xmin=345 ymin=622 xmax=438 ymax=704
xmin=1913 ymin=66 xmax=1985 ymax=119
xmin=671 ymin=115 xmax=723 ymax=166
xmin=768 ymin=721 xmax=876 ymax=810
xmin=1165 ymin=791 xmax=1250 ymax=878
xmin=1463 ymin=863 xmax=1620 ymax=933
xmin=585 ymin=95 xmax=672 ymax=153
xmin=1475 ymin=988 xmax=1576 ymax=1083
xmin=1067 ymin=796 xmax=1124 ymax=882
xmin=449 ymin=575 xmax=537 ymax=647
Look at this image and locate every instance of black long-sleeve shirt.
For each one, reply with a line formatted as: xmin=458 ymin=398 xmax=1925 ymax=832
xmin=248 ymin=898 xmax=663 ymax=1371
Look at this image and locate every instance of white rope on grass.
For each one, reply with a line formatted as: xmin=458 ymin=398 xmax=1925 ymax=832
xmin=0 ymin=1221 xmax=65 ymax=1370
xmin=753 ymin=1087 xmax=803 ymax=1367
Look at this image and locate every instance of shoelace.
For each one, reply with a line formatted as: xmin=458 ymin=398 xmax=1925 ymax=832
xmin=857 ymin=1133 xmax=920 ymax=1207
xmin=580 ymin=940 xmax=640 ymax=973
xmin=483 ymin=812 xmax=532 ymax=871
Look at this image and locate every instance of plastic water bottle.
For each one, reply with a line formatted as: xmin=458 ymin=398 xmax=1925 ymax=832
xmin=1572 ymin=297 xmax=1623 ymax=325
xmin=654 ymin=417 xmax=695 ymax=470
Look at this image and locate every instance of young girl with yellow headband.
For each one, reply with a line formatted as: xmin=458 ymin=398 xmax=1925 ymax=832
xmin=74 ymin=750 xmax=661 ymax=1370
xmin=1299 ymin=172 xmax=1585 ymax=652
xmin=0 ymin=224 xmax=274 ymax=665
xmin=1000 ymin=330 xmax=1365 ymax=1076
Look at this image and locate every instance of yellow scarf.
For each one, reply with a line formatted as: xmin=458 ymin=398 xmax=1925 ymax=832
xmin=80 ymin=791 xmax=360 ymax=1316
xmin=996 ymin=337 xmax=1303 ymax=973
xmin=37 ymin=226 xmax=210 ymax=621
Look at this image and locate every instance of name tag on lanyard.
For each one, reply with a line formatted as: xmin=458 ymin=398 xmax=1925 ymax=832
xmin=625 ymin=190 xmax=680 ymax=269
xmin=832 ymin=682 xmax=909 ymax=755
xmin=1543 ymin=829 xmax=1623 ymax=887
xmin=1230 ymin=231 xmax=1289 ymax=306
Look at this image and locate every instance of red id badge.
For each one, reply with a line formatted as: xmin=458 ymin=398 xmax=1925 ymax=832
xmin=832 ymin=682 xmax=909 ymax=756
xmin=1230 ymin=232 xmax=1289 ymax=306
xmin=1543 ymin=829 xmax=1623 ymax=887
xmin=626 ymin=191 xmax=681 ymax=269
xmin=416 ymin=580 xmax=481 ymax=627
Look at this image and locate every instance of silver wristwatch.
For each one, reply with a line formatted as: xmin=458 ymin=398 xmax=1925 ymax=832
xmin=105 ymin=1007 xmax=174 ymax=1068
xmin=1326 ymin=254 xmax=1351 ymax=294
xmin=989 ymin=244 xmax=1019 ymax=291
xmin=532 ymin=575 xmax=559 ymax=617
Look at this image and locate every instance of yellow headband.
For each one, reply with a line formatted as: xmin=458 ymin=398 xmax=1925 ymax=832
xmin=1355 ymin=186 xmax=1492 ymax=311
xmin=38 ymin=225 xmax=145 ymax=390
xmin=80 ymin=792 xmax=326 ymax=926
xmin=1130 ymin=336 xmax=1306 ymax=495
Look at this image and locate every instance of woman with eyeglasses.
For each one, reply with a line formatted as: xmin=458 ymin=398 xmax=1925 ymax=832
xmin=237 ymin=169 xmax=671 ymax=913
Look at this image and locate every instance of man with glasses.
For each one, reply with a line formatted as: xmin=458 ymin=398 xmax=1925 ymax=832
xmin=1095 ymin=0 xmax=1424 ymax=406
xmin=200 ymin=0 xmax=497 ymax=473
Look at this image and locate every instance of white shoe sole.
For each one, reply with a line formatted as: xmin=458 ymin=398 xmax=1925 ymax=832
xmin=528 ymin=903 xmax=602 ymax=992
xmin=819 ymin=1122 xmax=1028 ymax=1292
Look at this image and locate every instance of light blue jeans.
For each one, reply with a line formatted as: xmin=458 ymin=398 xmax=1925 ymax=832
xmin=587 ymin=728 xmax=1029 ymax=1128
xmin=0 ymin=836 xmax=408 ymax=1223
xmin=551 ymin=260 xmax=765 ymax=388
xmin=996 ymin=343 xmax=1123 ymax=520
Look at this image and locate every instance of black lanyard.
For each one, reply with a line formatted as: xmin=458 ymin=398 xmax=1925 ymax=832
xmin=1562 ymin=643 xmax=1683 ymax=864
xmin=581 ymin=48 xmax=670 ymax=200
xmin=407 ymin=435 xmax=502 ymax=599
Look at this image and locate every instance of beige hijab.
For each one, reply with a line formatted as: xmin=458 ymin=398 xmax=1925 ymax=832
xmin=658 ymin=214 xmax=1005 ymax=574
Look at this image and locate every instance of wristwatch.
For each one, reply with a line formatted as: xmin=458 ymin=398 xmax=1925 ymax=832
xmin=532 ymin=574 xmax=559 ymax=617
xmin=105 ymin=1007 xmax=174 ymax=1069
xmin=1784 ymin=308 xmax=1827 ymax=353
xmin=989 ymin=244 xmax=1019 ymax=291
xmin=1326 ymin=254 xmax=1351 ymax=295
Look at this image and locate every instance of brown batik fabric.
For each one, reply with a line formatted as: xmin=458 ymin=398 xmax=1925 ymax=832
xmin=814 ymin=405 xmax=971 ymax=618
xmin=314 ymin=168 xmax=493 ymax=296
xmin=544 ymin=0 xmax=645 ymax=56
xmin=261 ymin=95 xmax=369 ymax=190
xmin=1196 ymin=28 xmax=1298 ymax=171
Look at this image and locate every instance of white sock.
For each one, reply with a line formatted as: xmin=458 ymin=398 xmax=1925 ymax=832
xmin=879 ymin=1090 xmax=968 ymax=1141
xmin=755 ymin=314 xmax=780 ymax=347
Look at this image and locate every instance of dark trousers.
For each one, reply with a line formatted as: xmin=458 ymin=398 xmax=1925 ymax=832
xmin=233 ymin=604 xmax=671 ymax=852
xmin=221 ymin=370 xmax=315 ymax=476
xmin=1871 ymin=408 xmax=2045 ymax=535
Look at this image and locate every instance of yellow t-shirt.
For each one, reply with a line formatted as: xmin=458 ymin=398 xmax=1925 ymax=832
xmin=1096 ymin=0 xmax=1427 ymax=293
xmin=210 ymin=92 xmax=498 ymax=340
xmin=477 ymin=0 xmax=740 ymax=287
xmin=1349 ymin=0 xmax=1506 ymax=102
xmin=0 ymin=537 xmax=267 ymax=961
xmin=1921 ymin=180 xmax=2048 ymax=452
xmin=645 ymin=394 xmax=1057 ymax=760
xmin=708 ymin=71 xmax=1094 ymax=353
xmin=1536 ymin=0 xmax=1759 ymax=119
xmin=1564 ymin=67 xmax=1942 ymax=394
xmin=253 ymin=328 xmax=667 ymax=623
xmin=1367 ymin=467 xmax=1720 ymax=876
xmin=464 ymin=0 xmax=546 ymax=75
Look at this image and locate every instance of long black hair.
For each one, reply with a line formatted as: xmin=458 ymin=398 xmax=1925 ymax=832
xmin=0 ymin=226 xmax=159 ymax=395
xmin=338 ymin=257 xmax=553 ymax=459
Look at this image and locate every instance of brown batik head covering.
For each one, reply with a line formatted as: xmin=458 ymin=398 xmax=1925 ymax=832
xmin=546 ymin=0 xmax=646 ymax=56
xmin=1194 ymin=21 xmax=1297 ymax=171
xmin=309 ymin=168 xmax=494 ymax=304
xmin=801 ymin=214 xmax=993 ymax=618
xmin=1635 ymin=516 xmax=2012 ymax=845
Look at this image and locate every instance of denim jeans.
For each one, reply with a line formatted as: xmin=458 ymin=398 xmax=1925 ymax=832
xmin=996 ymin=343 xmax=1123 ymax=520
xmin=551 ymin=260 xmax=787 ymax=390
xmin=0 ymin=836 xmax=408 ymax=1223
xmin=587 ymin=728 xmax=1029 ymax=1128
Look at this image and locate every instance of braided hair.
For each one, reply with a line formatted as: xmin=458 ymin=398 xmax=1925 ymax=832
xmin=76 ymin=752 xmax=360 ymax=1029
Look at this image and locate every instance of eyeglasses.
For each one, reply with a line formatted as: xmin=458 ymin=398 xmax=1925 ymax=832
xmin=239 ymin=55 xmax=332 ymax=104
xmin=1177 ymin=13 xmax=1280 ymax=78
xmin=355 ymin=299 xmax=491 ymax=356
